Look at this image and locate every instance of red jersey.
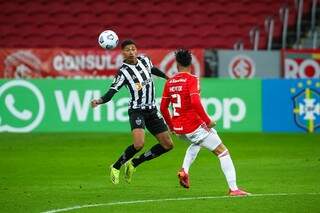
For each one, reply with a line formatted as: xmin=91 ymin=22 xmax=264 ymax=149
xmin=160 ymin=72 xmax=211 ymax=134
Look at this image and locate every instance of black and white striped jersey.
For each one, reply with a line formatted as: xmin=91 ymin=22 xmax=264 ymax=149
xmin=109 ymin=55 xmax=156 ymax=109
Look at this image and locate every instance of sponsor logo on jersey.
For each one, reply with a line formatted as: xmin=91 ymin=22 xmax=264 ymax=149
xmin=135 ymin=79 xmax=152 ymax=91
xmin=135 ymin=83 xmax=142 ymax=91
xmin=169 ymin=78 xmax=187 ymax=83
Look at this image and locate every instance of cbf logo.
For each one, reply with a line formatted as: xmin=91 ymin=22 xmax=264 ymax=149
xmin=291 ymin=80 xmax=320 ymax=132
xmin=0 ymin=80 xmax=45 ymax=132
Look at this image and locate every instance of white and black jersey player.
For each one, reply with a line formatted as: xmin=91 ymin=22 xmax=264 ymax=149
xmin=91 ymin=40 xmax=174 ymax=184
xmin=111 ymin=55 xmax=158 ymax=110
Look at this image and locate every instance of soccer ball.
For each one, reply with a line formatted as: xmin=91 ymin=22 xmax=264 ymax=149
xmin=98 ymin=30 xmax=119 ymax=49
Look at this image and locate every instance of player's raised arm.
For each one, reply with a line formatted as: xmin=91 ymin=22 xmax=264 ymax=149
xmin=91 ymin=71 xmax=126 ymax=108
xmin=151 ymin=67 xmax=169 ymax=80
xmin=91 ymin=88 xmax=118 ymax=108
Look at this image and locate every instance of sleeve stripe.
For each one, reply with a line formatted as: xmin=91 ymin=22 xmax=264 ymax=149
xmin=111 ymin=74 xmax=125 ymax=90
xmin=110 ymin=87 xmax=119 ymax=91
xmin=147 ymin=56 xmax=153 ymax=68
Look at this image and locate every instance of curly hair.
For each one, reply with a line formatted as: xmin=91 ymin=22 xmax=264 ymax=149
xmin=175 ymin=48 xmax=192 ymax=67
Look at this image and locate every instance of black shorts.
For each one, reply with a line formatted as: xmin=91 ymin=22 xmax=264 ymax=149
xmin=128 ymin=108 xmax=168 ymax=135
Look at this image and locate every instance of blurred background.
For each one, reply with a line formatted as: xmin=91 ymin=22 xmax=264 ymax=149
xmin=0 ymin=0 xmax=319 ymax=50
xmin=0 ymin=0 xmax=319 ymax=133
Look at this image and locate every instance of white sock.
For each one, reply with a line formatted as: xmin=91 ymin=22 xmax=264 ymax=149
xmin=182 ymin=144 xmax=201 ymax=174
xmin=218 ymin=150 xmax=238 ymax=191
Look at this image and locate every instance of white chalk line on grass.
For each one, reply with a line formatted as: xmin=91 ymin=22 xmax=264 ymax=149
xmin=41 ymin=192 xmax=320 ymax=213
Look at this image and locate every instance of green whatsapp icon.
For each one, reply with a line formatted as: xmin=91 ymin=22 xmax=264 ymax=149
xmin=0 ymin=80 xmax=45 ymax=132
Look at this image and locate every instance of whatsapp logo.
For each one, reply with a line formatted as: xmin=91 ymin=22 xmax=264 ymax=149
xmin=0 ymin=80 xmax=45 ymax=132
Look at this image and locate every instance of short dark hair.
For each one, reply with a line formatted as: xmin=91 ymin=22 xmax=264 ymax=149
xmin=175 ymin=49 xmax=192 ymax=67
xmin=121 ymin=39 xmax=136 ymax=49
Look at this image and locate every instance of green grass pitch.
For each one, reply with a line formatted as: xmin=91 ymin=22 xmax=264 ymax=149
xmin=0 ymin=133 xmax=319 ymax=212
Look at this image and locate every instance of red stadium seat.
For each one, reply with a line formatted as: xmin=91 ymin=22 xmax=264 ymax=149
xmin=50 ymin=36 xmax=73 ymax=48
xmin=0 ymin=25 xmax=18 ymax=36
xmin=49 ymin=11 xmax=74 ymax=25
xmin=196 ymin=23 xmax=219 ymax=36
xmin=23 ymin=33 xmax=47 ymax=48
xmin=25 ymin=1 xmax=50 ymax=13
xmin=67 ymin=34 xmax=96 ymax=48
xmin=135 ymin=37 xmax=160 ymax=48
xmin=82 ymin=23 xmax=106 ymax=38
xmin=142 ymin=11 xmax=165 ymax=25
xmin=161 ymin=36 xmax=187 ymax=49
xmin=46 ymin=1 xmax=70 ymax=14
xmin=0 ymin=0 xmax=308 ymax=49
xmin=188 ymin=14 xmax=213 ymax=26
xmin=27 ymin=12 xmax=52 ymax=25
xmin=4 ymin=13 xmax=29 ymax=25
xmin=61 ymin=24 xmax=85 ymax=37
xmin=0 ymin=34 xmax=23 ymax=47
xmin=38 ymin=23 xmax=61 ymax=37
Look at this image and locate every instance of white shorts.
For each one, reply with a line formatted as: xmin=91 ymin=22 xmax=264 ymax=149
xmin=179 ymin=124 xmax=222 ymax=151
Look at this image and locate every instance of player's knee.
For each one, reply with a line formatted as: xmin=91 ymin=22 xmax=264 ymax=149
xmin=167 ymin=142 xmax=174 ymax=150
xmin=133 ymin=141 xmax=144 ymax=150
xmin=213 ymin=143 xmax=228 ymax=156
xmin=163 ymin=138 xmax=174 ymax=150
xmin=156 ymin=132 xmax=174 ymax=150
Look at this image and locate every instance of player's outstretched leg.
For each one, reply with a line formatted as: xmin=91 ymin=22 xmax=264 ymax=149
xmin=177 ymin=168 xmax=190 ymax=188
xmin=110 ymin=166 xmax=120 ymax=184
xmin=124 ymin=159 xmax=136 ymax=183
xmin=200 ymin=131 xmax=250 ymax=196
xmin=131 ymin=143 xmax=171 ymax=167
xmin=110 ymin=144 xmax=141 ymax=184
xmin=178 ymin=143 xmax=201 ymax=188
xmin=216 ymin=146 xmax=250 ymax=196
xmin=182 ymin=143 xmax=201 ymax=174
xmin=123 ymin=144 xmax=169 ymax=183
xmin=112 ymin=144 xmax=141 ymax=170
xmin=132 ymin=131 xmax=173 ymax=167
xmin=124 ymin=131 xmax=173 ymax=183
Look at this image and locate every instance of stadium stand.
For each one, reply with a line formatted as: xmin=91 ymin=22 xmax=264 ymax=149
xmin=0 ymin=0 xmax=313 ymax=49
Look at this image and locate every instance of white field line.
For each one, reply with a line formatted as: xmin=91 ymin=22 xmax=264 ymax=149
xmin=41 ymin=192 xmax=320 ymax=213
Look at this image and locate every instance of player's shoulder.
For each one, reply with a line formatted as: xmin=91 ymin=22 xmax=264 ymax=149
xmin=138 ymin=55 xmax=152 ymax=67
xmin=138 ymin=55 xmax=150 ymax=61
xmin=188 ymin=73 xmax=198 ymax=79
xmin=179 ymin=72 xmax=198 ymax=81
xmin=118 ymin=63 xmax=130 ymax=74
xmin=138 ymin=54 xmax=147 ymax=59
xmin=119 ymin=64 xmax=127 ymax=71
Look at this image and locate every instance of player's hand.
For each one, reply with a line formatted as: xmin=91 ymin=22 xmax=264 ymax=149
xmin=91 ymin=99 xmax=102 ymax=108
xmin=208 ymin=120 xmax=217 ymax=128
